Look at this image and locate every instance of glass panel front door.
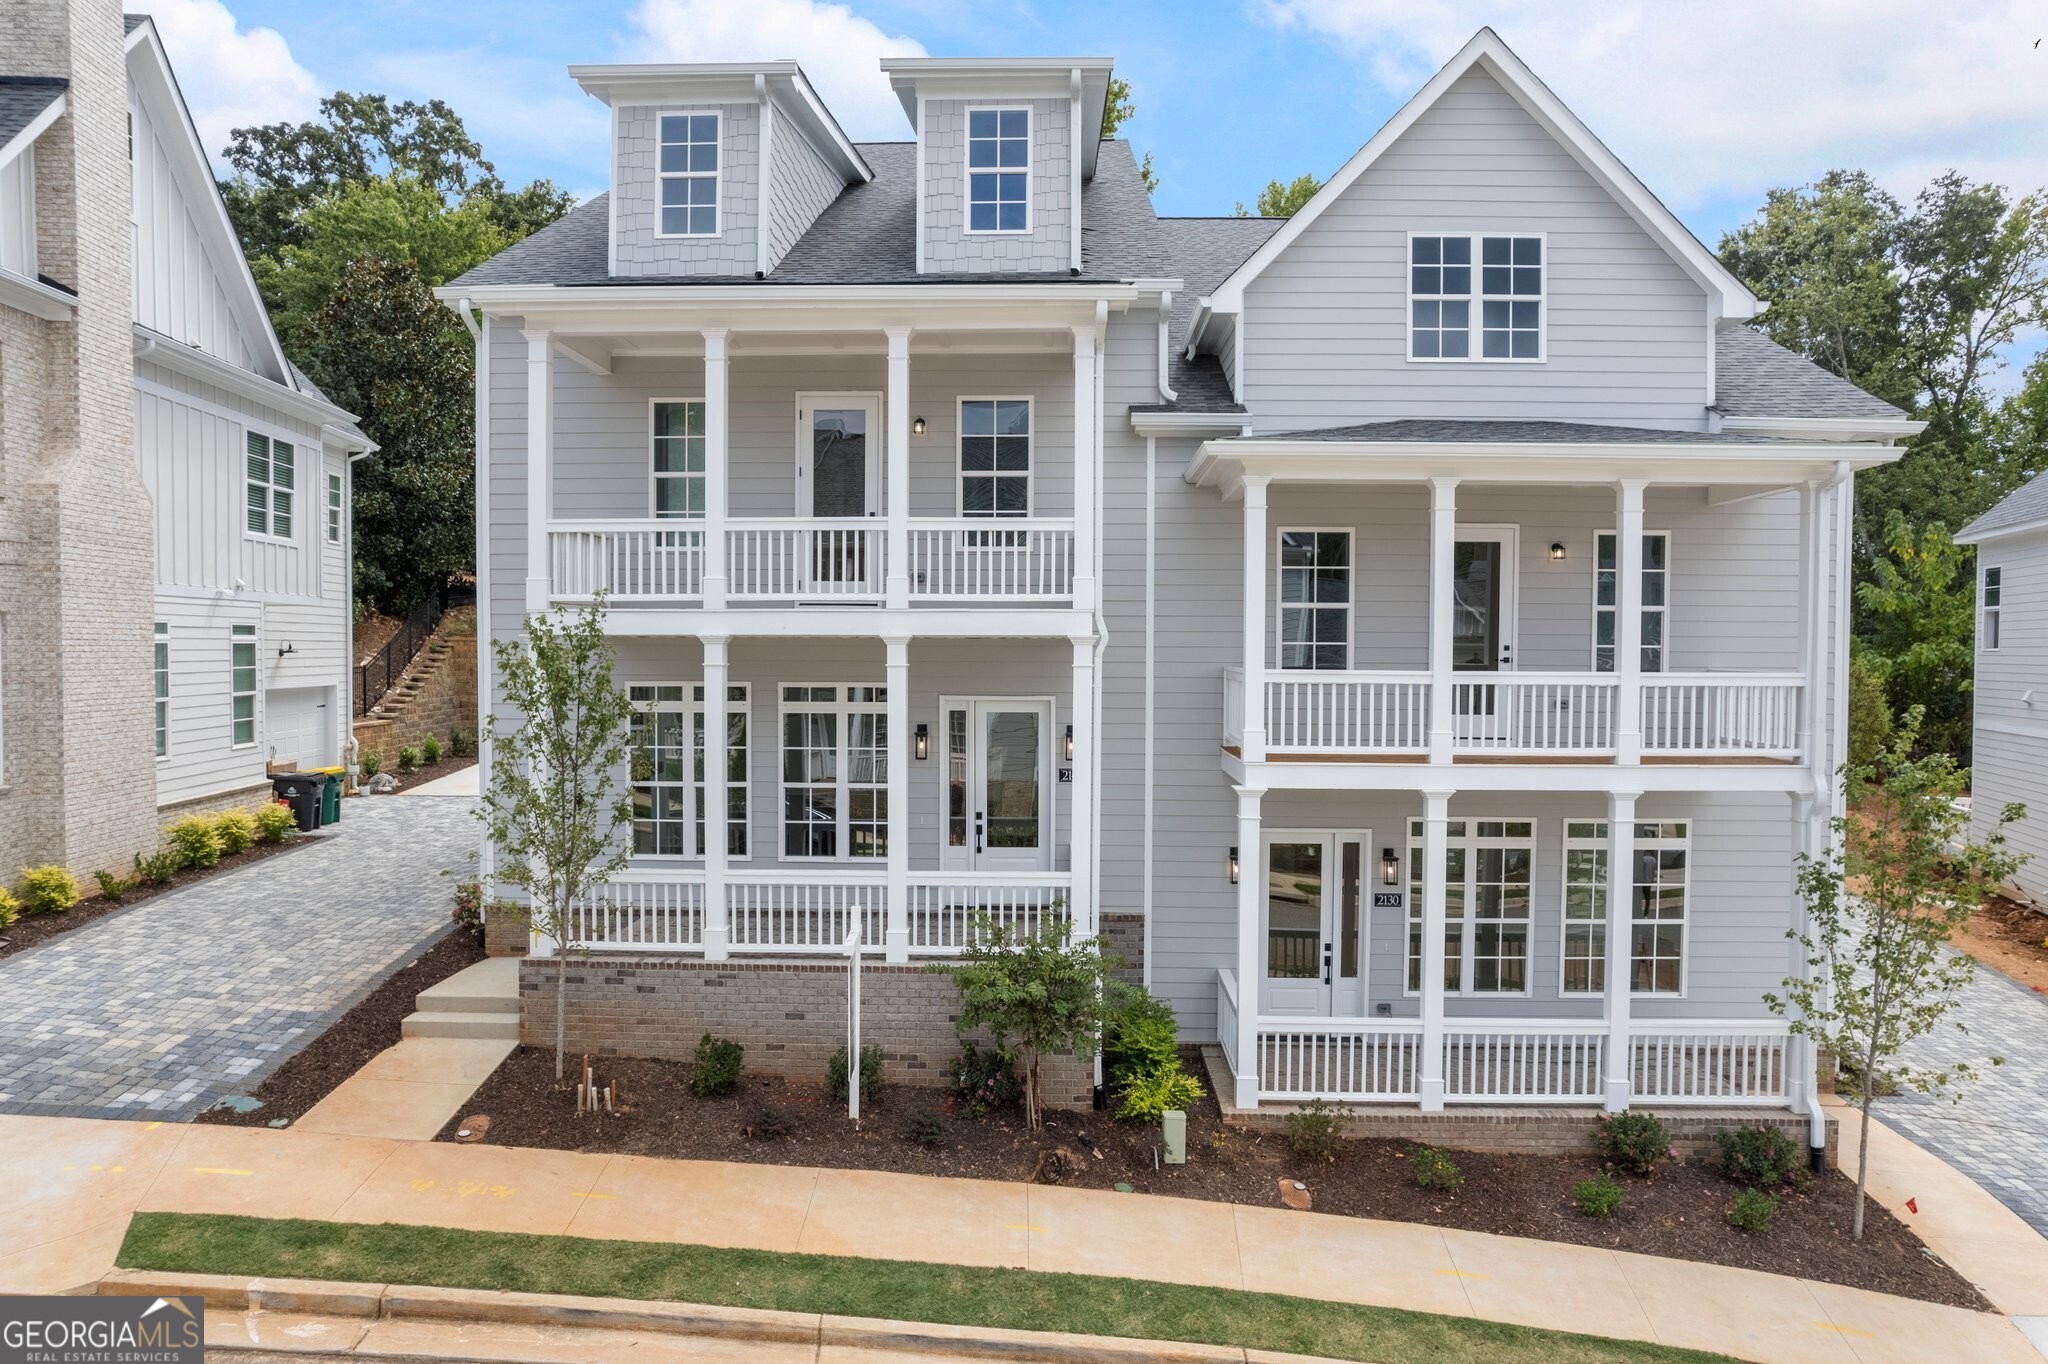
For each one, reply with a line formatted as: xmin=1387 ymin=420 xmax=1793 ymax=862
xmin=966 ymin=700 xmax=1051 ymax=871
xmin=801 ymin=398 xmax=877 ymax=589
xmin=1259 ymin=833 xmax=1369 ymax=1017
xmin=809 ymin=407 xmax=870 ymax=517
xmin=1452 ymin=540 xmax=1504 ymax=671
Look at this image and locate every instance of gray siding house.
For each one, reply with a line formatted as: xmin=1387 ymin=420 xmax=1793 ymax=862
xmin=1960 ymin=476 xmax=2048 ymax=901
xmin=444 ymin=30 xmax=1917 ymax=1141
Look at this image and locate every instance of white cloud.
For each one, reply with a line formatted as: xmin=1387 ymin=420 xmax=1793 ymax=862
xmin=624 ymin=0 xmax=927 ymax=141
xmin=371 ymin=49 xmax=610 ymax=169
xmin=1251 ymin=1 xmax=2048 ymax=210
xmin=145 ymin=0 xmax=322 ymax=165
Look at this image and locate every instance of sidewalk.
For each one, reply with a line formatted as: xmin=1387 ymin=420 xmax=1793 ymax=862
xmin=2 ymin=1114 xmax=2041 ymax=1364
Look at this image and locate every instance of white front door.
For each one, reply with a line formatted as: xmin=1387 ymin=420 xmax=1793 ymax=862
xmin=795 ymin=393 xmax=881 ymax=591
xmin=941 ymin=699 xmax=1054 ymax=872
xmin=1259 ymin=831 xmax=1369 ymax=1017
xmin=1450 ymin=527 xmax=1519 ymax=745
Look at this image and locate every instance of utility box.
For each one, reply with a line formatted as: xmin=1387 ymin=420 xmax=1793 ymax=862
xmin=1162 ymin=1109 xmax=1187 ymax=1165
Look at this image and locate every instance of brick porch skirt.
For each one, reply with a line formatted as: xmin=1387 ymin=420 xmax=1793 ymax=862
xmin=519 ymin=956 xmax=1096 ymax=1110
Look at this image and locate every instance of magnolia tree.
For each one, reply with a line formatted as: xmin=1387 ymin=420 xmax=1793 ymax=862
xmin=1771 ymin=707 xmax=2026 ymax=1239
xmin=478 ymin=598 xmax=634 ymax=1081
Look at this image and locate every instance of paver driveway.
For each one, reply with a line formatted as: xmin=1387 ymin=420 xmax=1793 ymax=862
xmin=1881 ymin=949 xmax=2048 ymax=1236
xmin=0 ymin=794 xmax=475 ymax=1121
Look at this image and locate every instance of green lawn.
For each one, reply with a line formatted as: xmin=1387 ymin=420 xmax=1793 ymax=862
xmin=119 ymin=1212 xmax=1738 ymax=1364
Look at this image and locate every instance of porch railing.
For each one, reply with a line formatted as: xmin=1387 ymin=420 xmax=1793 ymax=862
xmin=905 ymin=872 xmax=1069 ymax=952
xmin=1268 ymin=672 xmax=1430 ymax=752
xmin=1258 ymin=1018 xmax=1425 ymax=1102
xmin=1640 ymin=676 xmax=1803 ymax=758
xmin=1449 ymin=674 xmax=1618 ymax=754
xmin=1441 ymin=1023 xmax=1608 ymax=1102
xmin=548 ymin=521 xmax=704 ymax=602
xmin=569 ymin=871 xmax=707 ymax=949
xmin=727 ymin=521 xmax=886 ymax=599
xmin=906 ymin=520 xmax=1075 ymax=600
xmin=1222 ymin=668 xmax=1245 ymax=748
xmin=1216 ymin=968 xmax=1242 ymax=1077
xmin=727 ymin=871 xmax=889 ymax=950
xmin=1629 ymin=1023 xmax=1789 ymax=1103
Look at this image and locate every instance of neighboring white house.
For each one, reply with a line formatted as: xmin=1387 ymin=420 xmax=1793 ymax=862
xmin=0 ymin=1 xmax=370 ymax=879
xmin=445 ymin=28 xmax=1920 ymax=1151
xmin=1959 ymin=473 xmax=2048 ymax=902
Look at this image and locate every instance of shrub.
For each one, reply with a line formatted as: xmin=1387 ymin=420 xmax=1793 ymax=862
xmin=1286 ymin=1098 xmax=1347 ymax=1163
xmin=1727 ymin=1187 xmax=1778 ymax=1235
xmin=164 ymin=816 xmax=223 ymax=870
xmin=361 ymin=749 xmax=384 ymax=779
xmin=946 ymin=913 xmax=1117 ymax=1131
xmin=904 ymin=1111 xmax=946 ymax=1148
xmin=1409 ymin=1144 xmax=1463 ymax=1192
xmin=0 ymin=886 xmax=16 ymax=930
xmin=16 ymin=865 xmax=80 ymax=916
xmin=134 ymin=850 xmax=180 ymax=886
xmin=952 ymin=1041 xmax=1023 ymax=1118
xmin=1593 ymin=1111 xmax=1672 ymax=1176
xmin=421 ymin=733 xmax=443 ymax=765
xmin=690 ymin=1034 xmax=744 ymax=1097
xmin=447 ymin=726 xmax=475 ymax=758
xmin=1116 ymin=1064 xmax=1205 ymax=1121
xmin=828 ymin=1043 xmax=884 ymax=1105
xmin=211 ymin=808 xmax=259 ymax=856
xmin=93 ymin=869 xmax=131 ymax=903
xmin=1715 ymin=1124 xmax=1803 ymax=1188
xmin=1104 ymin=984 xmax=1180 ymax=1084
xmin=1573 ymin=1172 xmax=1625 ymax=1218
xmin=253 ymin=801 xmax=299 ymax=844
xmin=451 ymin=880 xmax=486 ymax=945
xmin=397 ymin=745 xmax=423 ymax=774
xmin=743 ymin=1104 xmax=792 ymax=1140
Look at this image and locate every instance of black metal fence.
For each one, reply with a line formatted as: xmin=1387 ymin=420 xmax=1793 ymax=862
xmin=356 ymin=589 xmax=445 ymax=716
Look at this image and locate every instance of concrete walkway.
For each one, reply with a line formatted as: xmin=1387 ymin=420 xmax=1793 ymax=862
xmin=2 ymin=1114 xmax=2042 ymax=1364
xmin=398 ymin=764 xmax=480 ymax=797
xmin=0 ymin=795 xmax=476 ymax=1121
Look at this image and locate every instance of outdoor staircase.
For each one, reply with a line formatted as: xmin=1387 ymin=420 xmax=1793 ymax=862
xmin=401 ymin=955 xmax=519 ymax=1041
xmin=363 ymin=637 xmax=455 ymax=720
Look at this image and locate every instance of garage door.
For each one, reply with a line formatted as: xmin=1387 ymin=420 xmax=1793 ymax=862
xmin=267 ymin=687 xmax=332 ymax=768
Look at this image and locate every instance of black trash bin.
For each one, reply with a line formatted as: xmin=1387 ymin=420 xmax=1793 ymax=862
xmin=270 ymin=772 xmax=324 ymax=832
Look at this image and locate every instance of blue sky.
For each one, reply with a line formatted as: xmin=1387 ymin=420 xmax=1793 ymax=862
xmin=164 ymin=0 xmax=2048 ymax=384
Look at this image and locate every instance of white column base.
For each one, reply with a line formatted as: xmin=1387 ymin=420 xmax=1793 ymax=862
xmin=1420 ymin=1078 xmax=1445 ymax=1112
xmin=1603 ymin=1078 xmax=1631 ymax=1113
xmin=525 ymin=577 xmax=551 ymax=613
xmin=1234 ymin=1072 xmax=1260 ymax=1111
xmin=884 ymin=927 xmax=909 ymax=964
xmin=702 ymin=924 xmax=730 ymax=962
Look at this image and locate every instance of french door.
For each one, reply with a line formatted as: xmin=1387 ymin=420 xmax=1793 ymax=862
xmin=795 ymin=393 xmax=880 ymax=589
xmin=1450 ymin=528 xmax=1518 ymax=744
xmin=1259 ymin=831 xmax=1369 ymax=1017
xmin=941 ymin=699 xmax=1054 ymax=872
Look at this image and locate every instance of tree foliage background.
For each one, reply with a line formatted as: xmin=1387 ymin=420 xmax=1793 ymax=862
xmin=221 ymin=94 xmax=573 ymax=613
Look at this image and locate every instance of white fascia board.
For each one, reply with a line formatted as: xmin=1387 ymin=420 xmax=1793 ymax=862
xmin=1956 ymin=518 xmax=2048 ymax=547
xmin=1204 ymin=28 xmax=1762 ymax=321
xmin=880 ymin=58 xmax=1113 ymax=179
xmin=1185 ymin=439 xmax=1902 ymax=492
xmin=1128 ymin=409 xmax=1250 ymax=438
xmin=0 ymin=267 xmax=76 ymax=320
xmin=778 ymin=68 xmax=874 ymax=181
xmin=1719 ymin=415 xmax=1925 ymax=442
xmin=570 ymin=63 xmax=785 ymax=105
xmin=1233 ymin=756 xmax=1814 ymax=796
xmin=134 ymin=324 xmax=367 ymax=441
xmin=0 ymin=90 xmax=65 ymax=170
xmin=592 ymin=607 xmax=1093 ymax=639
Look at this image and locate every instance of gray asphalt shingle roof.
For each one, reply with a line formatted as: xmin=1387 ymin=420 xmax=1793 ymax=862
xmin=1715 ymin=325 xmax=1907 ymax=421
xmin=1250 ymin=419 xmax=1804 ymax=445
xmin=0 ymin=76 xmax=66 ymax=151
xmin=1961 ymin=472 xmax=2048 ymax=541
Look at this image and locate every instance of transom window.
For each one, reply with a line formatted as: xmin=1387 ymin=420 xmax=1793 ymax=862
xmin=326 ymin=473 xmax=342 ymax=543
xmin=658 ymin=113 xmax=719 ymax=237
xmin=153 ymin=622 xmax=170 ymax=759
xmin=652 ymin=401 xmax=707 ymax=517
xmin=1406 ymin=818 xmax=1534 ymax=994
xmin=230 ymin=624 xmax=256 ymax=747
xmin=967 ymin=108 xmax=1029 ymax=233
xmin=1595 ymin=532 xmax=1669 ymax=672
xmin=245 ymin=432 xmax=294 ymax=539
xmin=1409 ymin=233 xmax=1544 ymax=360
xmin=781 ymin=685 xmax=887 ymax=859
xmin=1279 ymin=530 xmax=1351 ymax=670
xmin=1983 ymin=566 xmax=2002 ymax=651
xmin=629 ymin=683 xmax=748 ymax=858
xmin=959 ymin=399 xmax=1030 ymax=516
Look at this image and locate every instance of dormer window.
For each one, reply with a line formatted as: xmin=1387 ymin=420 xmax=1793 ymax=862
xmin=1410 ymin=233 xmax=1544 ymax=360
xmin=659 ymin=113 xmax=720 ymax=237
xmin=966 ymin=108 xmax=1029 ymax=233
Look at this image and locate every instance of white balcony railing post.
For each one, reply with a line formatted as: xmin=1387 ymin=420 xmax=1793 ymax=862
xmin=523 ymin=329 xmax=552 ymax=613
xmin=1427 ymin=478 xmax=1458 ymax=763
xmin=1614 ymin=479 xmax=1646 ymax=764
xmin=884 ymin=636 xmax=910 ymax=962
xmin=885 ymin=327 xmax=911 ymax=611
xmin=1233 ymin=786 xmax=1263 ymax=1108
xmin=702 ymin=328 xmax=729 ymax=609
xmin=701 ymin=635 xmax=731 ymax=961
xmin=1240 ymin=479 xmax=1268 ymax=764
xmin=1603 ymin=790 xmax=1638 ymax=1111
xmin=1419 ymin=788 xmax=1453 ymax=1110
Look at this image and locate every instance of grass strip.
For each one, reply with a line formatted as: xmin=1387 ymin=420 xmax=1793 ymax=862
xmin=119 ymin=1212 xmax=1735 ymax=1364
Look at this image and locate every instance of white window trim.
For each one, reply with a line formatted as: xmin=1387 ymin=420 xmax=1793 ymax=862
xmin=962 ymin=104 xmax=1032 ymax=236
xmin=1405 ymin=230 xmax=1548 ymax=364
xmin=936 ymin=693 xmax=1060 ymax=872
xmin=325 ymin=472 xmax=342 ymax=544
xmin=1404 ymin=815 xmax=1537 ymax=999
xmin=1559 ymin=819 xmax=1606 ymax=995
xmin=1593 ymin=529 xmax=1671 ymax=673
xmin=1625 ymin=820 xmax=1691 ymax=998
xmin=649 ymin=395 xmax=709 ymax=520
xmin=778 ymin=683 xmax=890 ymax=862
xmin=229 ymin=623 xmax=258 ymax=749
xmin=956 ymin=395 xmax=1035 ymax=517
xmin=243 ymin=427 xmax=299 ymax=544
xmin=1275 ymin=526 xmax=1354 ymax=672
xmin=154 ymin=622 xmax=171 ymax=760
xmin=654 ymin=108 xmax=723 ymax=241
xmin=628 ymin=682 xmax=752 ymax=863
xmin=1982 ymin=565 xmax=2002 ymax=652
xmin=793 ymin=392 xmax=884 ymax=518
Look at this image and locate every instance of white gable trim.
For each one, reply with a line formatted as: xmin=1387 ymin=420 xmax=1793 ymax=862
xmin=0 ymin=89 xmax=66 ymax=171
xmin=1202 ymin=29 xmax=1763 ymax=325
xmin=124 ymin=17 xmax=294 ymax=388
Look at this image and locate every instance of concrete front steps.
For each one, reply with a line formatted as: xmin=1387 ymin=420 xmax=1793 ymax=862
xmin=402 ymin=955 xmax=519 ymax=1040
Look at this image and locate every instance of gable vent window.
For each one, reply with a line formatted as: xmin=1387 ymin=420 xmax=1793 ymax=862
xmin=1410 ymin=233 xmax=1544 ymax=361
xmin=658 ymin=113 xmax=720 ymax=237
xmin=966 ymin=108 xmax=1030 ymax=233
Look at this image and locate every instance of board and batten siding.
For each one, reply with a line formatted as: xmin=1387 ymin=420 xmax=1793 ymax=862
xmin=128 ymin=90 xmax=259 ymax=369
xmin=612 ymin=103 xmax=761 ymax=278
xmin=1239 ymin=67 xmax=1710 ymax=431
xmin=1969 ymin=525 xmax=2048 ymax=899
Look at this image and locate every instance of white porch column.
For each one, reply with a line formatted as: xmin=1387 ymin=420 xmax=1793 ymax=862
xmin=701 ymin=634 xmax=732 ymax=961
xmin=1427 ymin=478 xmax=1459 ymax=763
xmin=1785 ymin=790 xmax=1816 ymax=1122
xmin=1614 ymin=480 xmax=1647 ymax=764
xmin=1232 ymin=785 xmax=1263 ymax=1109
xmin=1603 ymin=790 xmax=1640 ymax=1110
xmin=1069 ymin=635 xmax=1097 ymax=938
xmin=884 ymin=635 xmax=911 ymax=961
xmin=523 ymin=329 xmax=552 ymax=612
xmin=1798 ymin=481 xmax=1822 ymax=765
xmin=1072 ymin=325 xmax=1099 ymax=613
xmin=1418 ymin=788 xmax=1454 ymax=1110
xmin=702 ymin=329 xmax=730 ymax=610
xmin=1240 ymin=476 xmax=1269 ymax=764
xmin=884 ymin=327 xmax=912 ymax=610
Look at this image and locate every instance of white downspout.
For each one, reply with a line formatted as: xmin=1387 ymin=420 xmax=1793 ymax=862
xmin=1143 ymin=432 xmax=1156 ymax=988
xmin=1156 ymin=290 xmax=1177 ymax=404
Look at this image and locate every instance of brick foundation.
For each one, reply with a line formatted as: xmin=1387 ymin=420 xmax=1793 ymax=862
xmin=1099 ymin=911 xmax=1143 ymax=986
xmin=484 ymin=904 xmax=529 ymax=957
xmin=520 ymin=955 xmax=1096 ymax=1109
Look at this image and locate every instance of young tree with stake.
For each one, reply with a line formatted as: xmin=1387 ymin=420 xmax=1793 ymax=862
xmin=945 ymin=913 xmax=1115 ymax=1131
xmin=1771 ymin=707 xmax=2025 ymax=1239
xmin=478 ymin=599 xmax=635 ymax=1082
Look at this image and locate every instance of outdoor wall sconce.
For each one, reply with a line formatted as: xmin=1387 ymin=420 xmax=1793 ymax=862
xmin=912 ymin=416 xmax=927 ymax=436
xmin=1548 ymin=542 xmax=1567 ymax=562
xmin=1380 ymin=847 xmax=1399 ymax=885
xmin=914 ymin=722 xmax=929 ymax=759
xmin=277 ymin=641 xmax=297 ymax=658
xmin=1064 ymin=723 xmax=1075 ymax=761
xmin=1227 ymin=846 xmax=1240 ymax=884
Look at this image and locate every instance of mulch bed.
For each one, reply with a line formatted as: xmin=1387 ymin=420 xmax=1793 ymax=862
xmin=371 ymin=754 xmax=477 ymax=794
xmin=0 ymin=836 xmax=318 ymax=963
xmin=441 ymin=1046 xmax=1987 ymax=1311
xmin=196 ymin=927 xmax=486 ymax=1128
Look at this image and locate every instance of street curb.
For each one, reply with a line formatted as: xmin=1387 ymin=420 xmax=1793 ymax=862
xmin=96 ymin=1269 xmax=1278 ymax=1363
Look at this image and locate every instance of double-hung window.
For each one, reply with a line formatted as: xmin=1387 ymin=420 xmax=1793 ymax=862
xmin=1409 ymin=233 xmax=1544 ymax=360
xmin=629 ymin=683 xmax=747 ymax=858
xmin=230 ymin=624 xmax=256 ymax=747
xmin=154 ymin=622 xmax=170 ymax=758
xmin=966 ymin=108 xmax=1029 ymax=233
xmin=1628 ymin=822 xmax=1689 ymax=993
xmin=781 ymin=685 xmax=887 ymax=859
xmin=326 ymin=473 xmax=342 ymax=543
xmin=1594 ymin=532 xmax=1668 ymax=672
xmin=1278 ymin=530 xmax=1351 ymax=670
xmin=658 ymin=113 xmax=719 ymax=237
xmin=1982 ymin=566 xmax=2002 ymax=651
xmin=1561 ymin=821 xmax=1607 ymax=992
xmin=652 ymin=401 xmax=707 ymax=518
xmin=1406 ymin=818 xmax=1534 ymax=994
xmin=245 ymin=432 xmax=294 ymax=538
xmin=959 ymin=398 xmax=1030 ymax=516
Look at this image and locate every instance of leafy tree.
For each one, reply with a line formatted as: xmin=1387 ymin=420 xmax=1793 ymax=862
xmin=1235 ymin=173 xmax=1322 ymax=218
xmin=1844 ymin=650 xmax=1893 ymax=778
xmin=293 ymin=255 xmax=474 ymax=612
xmin=478 ymin=600 xmax=636 ymax=1082
xmin=945 ymin=915 xmax=1116 ymax=1131
xmin=1771 ymin=709 xmax=2024 ymax=1238
xmin=1855 ymin=513 xmax=1976 ymax=759
xmin=1099 ymin=75 xmax=1157 ymax=194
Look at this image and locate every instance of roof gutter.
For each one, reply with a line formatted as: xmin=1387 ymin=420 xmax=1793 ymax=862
xmin=133 ymin=325 xmax=371 ymax=443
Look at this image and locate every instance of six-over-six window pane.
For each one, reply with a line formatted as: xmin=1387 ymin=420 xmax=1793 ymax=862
xmin=968 ymin=108 xmax=1029 ymax=232
xmin=1411 ymin=234 xmax=1543 ymax=360
xmin=1278 ymin=530 xmax=1351 ymax=670
xmin=659 ymin=113 xmax=719 ymax=236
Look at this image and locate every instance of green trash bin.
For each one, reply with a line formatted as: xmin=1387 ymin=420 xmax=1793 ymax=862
xmin=315 ymin=765 xmax=345 ymax=825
